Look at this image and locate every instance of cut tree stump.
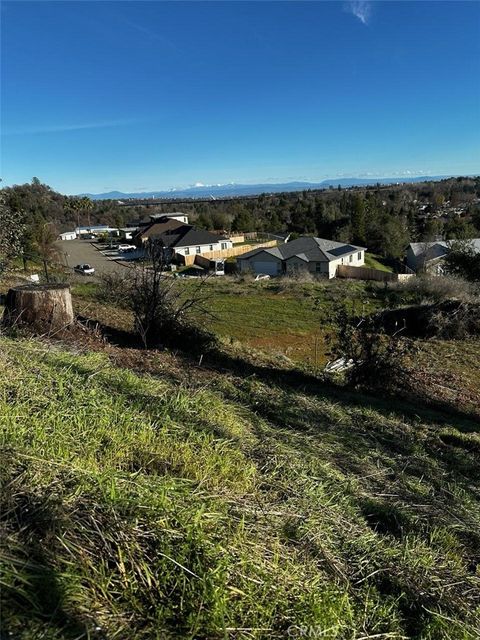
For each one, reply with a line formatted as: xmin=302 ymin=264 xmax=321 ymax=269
xmin=2 ymin=283 xmax=74 ymax=333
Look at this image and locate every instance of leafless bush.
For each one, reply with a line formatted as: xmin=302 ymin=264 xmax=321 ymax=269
xmin=390 ymin=274 xmax=479 ymax=304
xmin=329 ymin=309 xmax=415 ymax=391
xmin=98 ymin=251 xmax=217 ymax=351
xmin=233 ymin=272 xmax=255 ymax=284
xmin=426 ymin=301 xmax=480 ymax=339
xmin=97 ymin=271 xmax=133 ymax=308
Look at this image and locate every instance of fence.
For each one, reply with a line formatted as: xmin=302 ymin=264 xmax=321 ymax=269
xmin=179 ymin=240 xmax=278 ymax=266
xmin=336 ymin=265 xmax=415 ymax=283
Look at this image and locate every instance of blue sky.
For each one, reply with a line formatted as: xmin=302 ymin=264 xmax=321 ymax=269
xmin=2 ymin=1 xmax=479 ymax=194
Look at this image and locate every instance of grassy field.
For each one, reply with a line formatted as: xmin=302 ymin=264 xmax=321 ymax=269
xmin=1 ymin=334 xmax=479 ymax=639
xmin=71 ymin=277 xmax=390 ymax=365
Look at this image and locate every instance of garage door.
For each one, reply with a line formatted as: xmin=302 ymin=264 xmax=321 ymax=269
xmin=253 ymin=261 xmax=280 ymax=276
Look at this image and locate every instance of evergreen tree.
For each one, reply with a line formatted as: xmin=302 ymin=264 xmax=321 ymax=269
xmin=351 ymin=196 xmax=366 ymax=245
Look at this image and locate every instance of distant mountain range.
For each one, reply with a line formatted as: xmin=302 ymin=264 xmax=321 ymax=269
xmin=79 ymin=176 xmax=450 ymax=200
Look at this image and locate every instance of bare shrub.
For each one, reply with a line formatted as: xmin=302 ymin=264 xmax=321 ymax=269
xmin=389 ymin=274 xmax=479 ymax=305
xmin=328 ymin=308 xmax=415 ymax=391
xmin=425 ymin=301 xmax=480 ymax=339
xmin=97 ymin=271 xmax=133 ymax=308
xmin=98 ymin=250 xmax=217 ymax=352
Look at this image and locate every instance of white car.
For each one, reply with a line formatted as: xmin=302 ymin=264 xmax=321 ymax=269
xmin=118 ymin=244 xmax=137 ymax=253
xmin=74 ymin=264 xmax=95 ymax=275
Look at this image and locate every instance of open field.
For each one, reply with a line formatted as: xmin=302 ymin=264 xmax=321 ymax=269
xmin=72 ymin=277 xmax=389 ymax=365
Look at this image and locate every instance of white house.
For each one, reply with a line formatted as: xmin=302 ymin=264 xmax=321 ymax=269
xmin=141 ymin=223 xmax=233 ymax=263
xmin=160 ymin=227 xmax=232 ymax=260
xmin=58 ymin=231 xmax=77 ymax=241
xmin=237 ymin=236 xmax=366 ymax=278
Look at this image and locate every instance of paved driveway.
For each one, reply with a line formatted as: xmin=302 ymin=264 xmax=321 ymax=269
xmin=56 ymin=239 xmax=136 ymax=277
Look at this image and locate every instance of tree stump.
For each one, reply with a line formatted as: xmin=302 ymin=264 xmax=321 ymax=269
xmin=2 ymin=283 xmax=74 ymax=333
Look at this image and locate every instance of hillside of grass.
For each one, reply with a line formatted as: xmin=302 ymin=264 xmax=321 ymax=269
xmin=1 ymin=334 xmax=479 ymax=640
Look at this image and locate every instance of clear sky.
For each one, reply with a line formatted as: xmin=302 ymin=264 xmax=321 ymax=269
xmin=1 ymin=0 xmax=479 ymax=194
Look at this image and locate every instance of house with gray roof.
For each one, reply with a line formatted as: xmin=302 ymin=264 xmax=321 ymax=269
xmin=237 ymin=236 xmax=366 ymax=278
xmin=142 ymin=223 xmax=232 ymax=264
xmin=406 ymin=239 xmax=480 ymax=274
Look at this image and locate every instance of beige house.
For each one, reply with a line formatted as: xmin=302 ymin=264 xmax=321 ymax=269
xmin=237 ymin=236 xmax=366 ymax=278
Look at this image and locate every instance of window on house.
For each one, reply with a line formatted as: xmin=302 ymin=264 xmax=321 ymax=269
xmin=358 ymin=252 xmax=362 ymax=260
xmin=349 ymin=254 xmax=353 ymax=262
xmin=315 ymin=263 xmax=322 ymax=273
xmin=209 ymin=245 xmax=213 ymax=251
xmin=196 ymin=246 xmax=201 ymax=254
xmin=185 ymin=247 xmax=190 ymax=255
xmin=221 ymin=242 xmax=227 ymax=250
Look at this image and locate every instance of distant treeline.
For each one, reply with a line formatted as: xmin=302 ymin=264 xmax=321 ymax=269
xmin=2 ymin=176 xmax=480 ymax=260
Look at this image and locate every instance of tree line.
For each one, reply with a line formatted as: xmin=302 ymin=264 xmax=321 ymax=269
xmin=1 ymin=176 xmax=480 ymax=265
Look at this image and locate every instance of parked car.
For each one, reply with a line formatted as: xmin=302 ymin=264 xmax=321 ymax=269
xmin=118 ymin=244 xmax=137 ymax=253
xmin=74 ymin=264 xmax=95 ymax=275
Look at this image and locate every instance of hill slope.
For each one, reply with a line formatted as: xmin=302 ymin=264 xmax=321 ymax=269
xmin=1 ymin=337 xmax=479 ymax=639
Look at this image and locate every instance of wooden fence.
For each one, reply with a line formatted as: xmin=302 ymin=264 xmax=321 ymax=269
xmin=179 ymin=240 xmax=277 ymax=266
xmin=336 ymin=265 xmax=415 ymax=283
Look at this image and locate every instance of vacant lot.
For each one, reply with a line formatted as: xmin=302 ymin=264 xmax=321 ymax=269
xmin=73 ymin=277 xmax=388 ymax=364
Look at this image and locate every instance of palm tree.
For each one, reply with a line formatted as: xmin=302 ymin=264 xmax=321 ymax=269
xmin=64 ymin=196 xmax=94 ymax=228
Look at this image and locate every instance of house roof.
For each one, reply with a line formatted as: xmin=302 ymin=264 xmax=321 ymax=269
xmin=135 ymin=217 xmax=185 ymax=240
xmin=238 ymin=237 xmax=366 ymax=263
xmin=150 ymin=225 xmax=227 ymax=249
xmin=408 ymin=239 xmax=480 ymax=262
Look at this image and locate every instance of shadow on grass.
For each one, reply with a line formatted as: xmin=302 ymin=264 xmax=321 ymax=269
xmin=76 ymin=312 xmax=479 ymax=436
xmin=205 ymin=348 xmax=480 ymax=433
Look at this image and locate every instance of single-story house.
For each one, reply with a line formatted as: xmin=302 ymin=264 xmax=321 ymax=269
xmin=58 ymin=231 xmax=77 ymax=241
xmin=237 ymin=236 xmax=366 ymax=278
xmin=144 ymin=224 xmax=233 ymax=263
xmin=406 ymin=239 xmax=480 ymax=274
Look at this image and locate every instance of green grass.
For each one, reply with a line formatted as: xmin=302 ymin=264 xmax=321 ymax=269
xmin=364 ymin=253 xmax=394 ymax=273
xmin=71 ymin=278 xmax=388 ymax=364
xmin=1 ymin=336 xmax=479 ymax=639
xmin=70 ymin=277 xmax=419 ymax=365
xmin=187 ymin=278 xmax=389 ymax=364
